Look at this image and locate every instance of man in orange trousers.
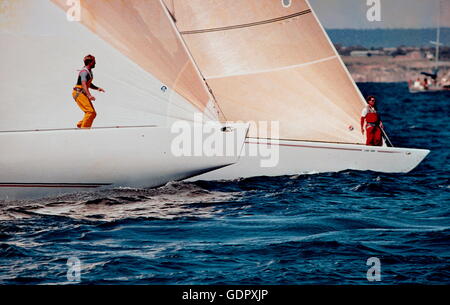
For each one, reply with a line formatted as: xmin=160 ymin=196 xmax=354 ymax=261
xmin=72 ymin=54 xmax=105 ymax=128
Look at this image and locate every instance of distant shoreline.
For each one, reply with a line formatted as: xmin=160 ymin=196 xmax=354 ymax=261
xmin=325 ymin=28 xmax=450 ymax=82
xmin=325 ymin=28 xmax=450 ymax=48
xmin=341 ymin=55 xmax=450 ymax=83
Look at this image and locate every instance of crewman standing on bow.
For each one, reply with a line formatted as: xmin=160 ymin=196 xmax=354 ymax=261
xmin=361 ymin=96 xmax=384 ymax=146
xmin=72 ymin=54 xmax=105 ymax=128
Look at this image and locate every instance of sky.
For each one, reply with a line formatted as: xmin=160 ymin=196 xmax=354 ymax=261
xmin=309 ymin=0 xmax=450 ymax=29
xmin=2 ymin=0 xmax=449 ymax=33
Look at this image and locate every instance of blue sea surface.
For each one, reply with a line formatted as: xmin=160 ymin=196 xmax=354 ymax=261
xmin=0 ymin=83 xmax=449 ymax=285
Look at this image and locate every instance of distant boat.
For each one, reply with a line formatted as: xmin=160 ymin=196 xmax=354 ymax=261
xmin=408 ymin=0 xmax=450 ymax=93
xmin=408 ymin=72 xmax=450 ymax=93
xmin=0 ymin=0 xmax=248 ymax=200
xmin=160 ymin=0 xmax=430 ymax=181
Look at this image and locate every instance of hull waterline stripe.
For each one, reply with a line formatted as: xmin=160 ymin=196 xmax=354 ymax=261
xmin=245 ymin=141 xmax=403 ymax=154
xmin=0 ymin=183 xmax=112 ymax=188
xmin=180 ymin=9 xmax=312 ymax=35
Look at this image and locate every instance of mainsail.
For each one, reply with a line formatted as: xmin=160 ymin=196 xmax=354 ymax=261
xmin=170 ymin=0 xmax=368 ymax=144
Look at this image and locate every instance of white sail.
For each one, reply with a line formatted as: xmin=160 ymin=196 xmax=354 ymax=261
xmin=0 ymin=0 xmax=220 ymax=131
xmin=0 ymin=0 xmax=249 ymax=200
xmin=171 ymin=0 xmax=367 ymax=144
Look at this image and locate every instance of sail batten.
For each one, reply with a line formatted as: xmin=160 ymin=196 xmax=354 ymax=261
xmin=174 ymin=0 xmax=310 ymax=32
xmin=180 ymin=9 xmax=312 ymax=35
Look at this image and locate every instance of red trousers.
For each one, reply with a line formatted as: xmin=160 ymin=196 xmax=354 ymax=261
xmin=366 ymin=125 xmax=382 ymax=146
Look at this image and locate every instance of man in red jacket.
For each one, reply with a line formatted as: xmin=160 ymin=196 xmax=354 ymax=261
xmin=361 ymin=96 xmax=384 ymax=146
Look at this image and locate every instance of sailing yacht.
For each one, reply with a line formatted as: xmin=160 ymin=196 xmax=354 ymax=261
xmin=0 ymin=0 xmax=249 ymax=200
xmin=408 ymin=0 xmax=450 ymax=93
xmin=158 ymin=0 xmax=430 ymax=181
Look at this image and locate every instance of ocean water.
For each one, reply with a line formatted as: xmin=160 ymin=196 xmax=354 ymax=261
xmin=0 ymin=82 xmax=448 ymax=285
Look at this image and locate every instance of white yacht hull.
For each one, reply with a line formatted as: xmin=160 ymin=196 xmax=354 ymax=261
xmin=0 ymin=124 xmax=248 ymax=200
xmin=190 ymin=138 xmax=430 ymax=181
xmin=409 ymin=87 xmax=450 ymax=94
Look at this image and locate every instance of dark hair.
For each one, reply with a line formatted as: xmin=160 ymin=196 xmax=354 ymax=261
xmin=366 ymin=96 xmax=376 ymax=102
xmin=84 ymin=55 xmax=95 ymax=66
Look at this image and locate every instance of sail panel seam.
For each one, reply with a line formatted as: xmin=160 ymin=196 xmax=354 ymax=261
xmin=205 ymin=55 xmax=337 ymax=80
xmin=180 ymin=9 xmax=312 ymax=35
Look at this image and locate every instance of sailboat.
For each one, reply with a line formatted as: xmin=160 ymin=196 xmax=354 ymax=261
xmin=0 ymin=0 xmax=249 ymax=200
xmin=150 ymin=0 xmax=430 ymax=181
xmin=408 ymin=0 xmax=450 ymax=93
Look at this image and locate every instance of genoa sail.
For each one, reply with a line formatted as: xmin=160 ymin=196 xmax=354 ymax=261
xmin=0 ymin=0 xmax=219 ymax=131
xmin=50 ymin=0 xmax=218 ymax=118
xmin=170 ymin=0 xmax=368 ymax=144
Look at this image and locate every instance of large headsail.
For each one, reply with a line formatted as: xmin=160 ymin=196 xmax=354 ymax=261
xmin=50 ymin=0 xmax=217 ymax=117
xmin=0 ymin=0 xmax=217 ymax=131
xmin=171 ymin=0 xmax=367 ymax=144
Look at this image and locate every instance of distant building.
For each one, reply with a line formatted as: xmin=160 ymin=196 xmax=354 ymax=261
xmin=407 ymin=51 xmax=422 ymax=60
xmin=350 ymin=50 xmax=383 ymax=57
xmin=393 ymin=51 xmax=423 ymax=60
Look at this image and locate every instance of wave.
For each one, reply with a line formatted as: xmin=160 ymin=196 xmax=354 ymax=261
xmin=0 ymin=181 xmax=238 ymax=222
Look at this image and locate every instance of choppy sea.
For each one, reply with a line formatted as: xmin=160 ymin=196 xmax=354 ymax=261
xmin=0 ymin=83 xmax=448 ymax=285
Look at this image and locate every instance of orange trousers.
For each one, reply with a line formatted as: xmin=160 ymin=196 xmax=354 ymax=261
xmin=72 ymin=86 xmax=96 ymax=128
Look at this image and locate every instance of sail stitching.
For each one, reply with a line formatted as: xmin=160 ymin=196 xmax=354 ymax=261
xmin=205 ymin=55 xmax=337 ymax=80
xmin=180 ymin=9 xmax=312 ymax=35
